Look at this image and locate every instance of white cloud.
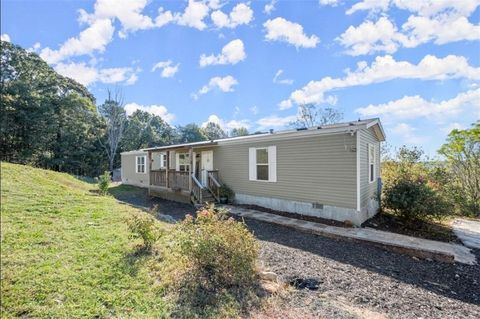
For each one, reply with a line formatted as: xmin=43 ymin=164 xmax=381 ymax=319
xmin=402 ymin=15 xmax=480 ymax=46
xmin=355 ymin=89 xmax=480 ymax=120
xmin=273 ymin=69 xmax=293 ymax=85
xmin=81 ymin=0 xmax=157 ymax=37
xmin=346 ymin=0 xmax=390 ymax=15
xmin=202 ymin=114 xmax=251 ymax=130
xmin=392 ymin=123 xmax=427 ymax=145
xmin=264 ymin=0 xmax=276 ymax=15
xmin=211 ymin=3 xmax=253 ymax=28
xmin=151 ymin=60 xmax=180 ymax=78
xmin=263 ymin=17 xmax=320 ymax=48
xmin=199 ymin=39 xmax=246 ymax=67
xmin=124 ymin=102 xmax=175 ymax=123
xmin=337 ymin=17 xmax=408 ymax=56
xmin=54 ymin=62 xmax=138 ymax=86
xmin=278 ymin=99 xmax=293 ymax=110
xmin=256 ymin=115 xmax=297 ymax=130
xmin=194 ymin=75 xmax=238 ymax=98
xmin=250 ymin=105 xmax=259 ymax=115
xmin=174 ymin=0 xmax=210 ymax=30
xmin=347 ymin=0 xmax=480 ymax=17
xmin=341 ymin=0 xmax=480 ymax=55
xmin=281 ymin=54 xmax=480 ymax=106
xmin=40 ymin=19 xmax=114 ymax=64
xmin=1 ymin=33 xmax=10 ymax=42
xmin=319 ymin=0 xmax=340 ymax=5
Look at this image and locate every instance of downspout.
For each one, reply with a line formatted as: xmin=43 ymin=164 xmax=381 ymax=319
xmin=356 ymin=131 xmax=361 ymax=212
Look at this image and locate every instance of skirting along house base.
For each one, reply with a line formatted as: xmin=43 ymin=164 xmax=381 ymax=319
xmin=121 ymin=118 xmax=385 ymax=226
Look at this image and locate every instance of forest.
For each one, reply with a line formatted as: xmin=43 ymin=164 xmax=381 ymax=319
xmin=0 ymin=41 xmax=249 ymax=177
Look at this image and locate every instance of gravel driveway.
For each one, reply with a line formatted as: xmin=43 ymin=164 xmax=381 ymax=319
xmin=112 ymin=186 xmax=480 ymax=319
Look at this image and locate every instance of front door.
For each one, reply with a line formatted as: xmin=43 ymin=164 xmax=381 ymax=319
xmin=201 ymin=150 xmax=213 ymax=186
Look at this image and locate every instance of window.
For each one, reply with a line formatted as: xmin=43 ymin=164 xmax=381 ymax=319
xmin=256 ymin=148 xmax=269 ymax=181
xmin=159 ymin=153 xmax=167 ymax=168
xmin=136 ymin=155 xmax=146 ymax=174
xmin=368 ymin=144 xmax=375 ymax=183
xmin=249 ymin=146 xmax=276 ymax=182
xmin=177 ymin=153 xmax=190 ymax=172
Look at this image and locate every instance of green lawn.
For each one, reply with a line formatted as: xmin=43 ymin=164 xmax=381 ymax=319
xmin=0 ymin=163 xmax=168 ymax=318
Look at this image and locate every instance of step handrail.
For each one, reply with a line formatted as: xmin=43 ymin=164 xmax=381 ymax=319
xmin=191 ymin=173 xmax=204 ymax=189
xmin=191 ymin=173 xmax=204 ymax=204
xmin=207 ymin=172 xmax=221 ymax=187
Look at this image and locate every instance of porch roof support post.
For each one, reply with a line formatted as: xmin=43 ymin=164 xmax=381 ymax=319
xmin=148 ymin=150 xmax=152 ymax=195
xmin=166 ymin=150 xmax=170 ymax=189
xmin=188 ymin=147 xmax=193 ymax=193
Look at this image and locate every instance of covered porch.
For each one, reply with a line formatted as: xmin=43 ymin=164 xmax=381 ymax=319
xmin=145 ymin=141 xmax=222 ymax=204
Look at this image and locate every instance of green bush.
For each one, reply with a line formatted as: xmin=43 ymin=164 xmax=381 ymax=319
xmin=382 ymin=177 xmax=451 ymax=223
xmin=126 ymin=209 xmax=163 ymax=249
xmin=176 ymin=205 xmax=257 ymax=288
xmin=97 ymin=171 xmax=110 ymax=195
xmin=219 ymin=184 xmax=235 ymax=200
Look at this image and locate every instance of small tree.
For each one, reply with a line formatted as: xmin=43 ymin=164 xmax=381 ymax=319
xmin=97 ymin=171 xmax=111 ymax=195
xmin=438 ymin=123 xmax=480 ymax=216
xmin=98 ymin=90 xmax=127 ymax=171
xmin=291 ymin=104 xmax=343 ymax=128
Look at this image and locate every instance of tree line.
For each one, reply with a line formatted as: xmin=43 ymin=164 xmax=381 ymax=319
xmin=0 ymin=41 xmax=252 ymax=176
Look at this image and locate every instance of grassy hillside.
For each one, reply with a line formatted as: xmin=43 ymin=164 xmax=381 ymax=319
xmin=0 ymin=163 xmax=167 ymax=318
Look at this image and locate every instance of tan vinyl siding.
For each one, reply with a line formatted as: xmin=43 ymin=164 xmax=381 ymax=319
xmin=359 ymin=127 xmax=381 ymax=208
xmin=121 ymin=152 xmax=149 ymax=187
xmin=214 ymin=133 xmax=357 ymax=209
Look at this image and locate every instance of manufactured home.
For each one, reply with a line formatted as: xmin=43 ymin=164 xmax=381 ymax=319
xmin=121 ymin=118 xmax=385 ymax=225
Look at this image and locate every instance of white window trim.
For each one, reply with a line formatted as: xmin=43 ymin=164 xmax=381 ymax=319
xmin=249 ymin=146 xmax=277 ymax=183
xmin=176 ymin=152 xmax=191 ymax=172
xmin=136 ymin=155 xmax=147 ymax=174
xmin=368 ymin=143 xmax=376 ymax=184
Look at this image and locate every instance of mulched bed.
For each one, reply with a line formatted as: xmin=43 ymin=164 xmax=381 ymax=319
xmin=247 ymin=218 xmax=480 ymax=319
xmin=363 ymin=211 xmax=461 ymax=243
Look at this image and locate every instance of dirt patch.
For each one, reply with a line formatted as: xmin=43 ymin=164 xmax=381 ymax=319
xmin=363 ymin=211 xmax=460 ymax=243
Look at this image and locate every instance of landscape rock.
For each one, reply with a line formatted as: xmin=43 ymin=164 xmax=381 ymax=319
xmin=260 ymin=271 xmax=278 ymax=282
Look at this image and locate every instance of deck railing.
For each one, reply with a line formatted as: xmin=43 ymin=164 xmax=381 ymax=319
xmin=168 ymin=170 xmax=189 ymax=190
xmin=150 ymin=169 xmax=189 ymax=191
xmin=150 ymin=169 xmax=167 ymax=187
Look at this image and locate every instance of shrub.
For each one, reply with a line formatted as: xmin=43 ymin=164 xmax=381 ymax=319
xmin=97 ymin=171 xmax=110 ymax=195
xmin=175 ymin=205 xmax=257 ymax=288
xmin=219 ymin=184 xmax=235 ymax=201
xmin=382 ymin=177 xmax=451 ymax=223
xmin=126 ymin=208 xmax=163 ymax=249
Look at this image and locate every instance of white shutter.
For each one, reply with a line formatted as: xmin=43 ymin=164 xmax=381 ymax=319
xmin=175 ymin=152 xmax=180 ymax=171
xmin=268 ymin=146 xmax=277 ymax=182
xmin=170 ymin=151 xmax=175 ymax=169
xmin=248 ymin=147 xmax=256 ymax=181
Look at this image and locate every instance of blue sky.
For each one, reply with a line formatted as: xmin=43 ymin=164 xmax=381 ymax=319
xmin=2 ymin=0 xmax=479 ymax=156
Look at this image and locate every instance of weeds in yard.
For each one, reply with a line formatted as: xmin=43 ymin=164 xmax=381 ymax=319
xmin=126 ymin=205 xmax=164 ymax=250
xmin=156 ymin=204 xmax=262 ymax=318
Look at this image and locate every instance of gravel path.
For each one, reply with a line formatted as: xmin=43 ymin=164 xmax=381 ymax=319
xmin=113 ymin=187 xmax=480 ymax=318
